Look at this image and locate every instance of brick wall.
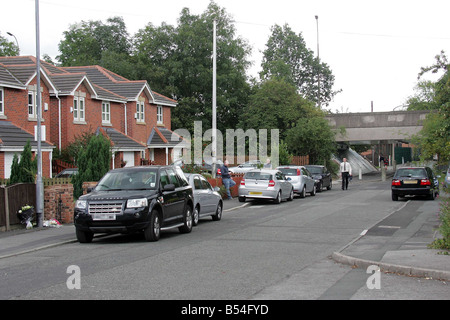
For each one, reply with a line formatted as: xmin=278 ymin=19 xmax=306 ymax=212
xmin=208 ymin=174 xmax=244 ymax=198
xmin=44 ymin=184 xmax=74 ymax=223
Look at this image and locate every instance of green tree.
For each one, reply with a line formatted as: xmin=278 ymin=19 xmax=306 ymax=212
xmin=285 ymin=117 xmax=336 ymax=165
xmin=57 ymin=17 xmax=134 ymax=78
xmin=408 ymin=51 xmax=449 ymax=165
xmin=8 ymin=141 xmax=37 ymax=184
xmin=0 ymin=32 xmax=19 ymax=56
xmin=260 ymin=24 xmax=339 ymax=107
xmin=9 ymin=153 xmax=20 ymax=184
xmin=240 ymin=78 xmax=319 ymax=140
xmin=134 ymin=1 xmax=252 ymax=133
xmin=72 ymin=134 xmax=111 ymax=198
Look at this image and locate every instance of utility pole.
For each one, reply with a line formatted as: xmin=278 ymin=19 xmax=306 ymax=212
xmin=212 ymin=19 xmax=217 ymax=177
xmin=35 ymin=0 xmax=44 ymax=228
xmin=315 ymin=15 xmax=321 ymax=109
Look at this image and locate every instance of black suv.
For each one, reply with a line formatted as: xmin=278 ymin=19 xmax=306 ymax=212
xmin=304 ymin=165 xmax=332 ymax=192
xmin=74 ymin=166 xmax=194 ymax=243
xmin=391 ymin=166 xmax=439 ymax=201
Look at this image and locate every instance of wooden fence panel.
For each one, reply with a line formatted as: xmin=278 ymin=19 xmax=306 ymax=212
xmin=0 ymin=187 xmax=5 ymax=228
xmin=0 ymin=184 xmax=36 ymax=228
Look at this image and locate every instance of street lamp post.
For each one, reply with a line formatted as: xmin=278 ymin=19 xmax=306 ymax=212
xmin=315 ymin=15 xmax=321 ymax=109
xmin=212 ymin=19 xmax=217 ymax=177
xmin=35 ymin=0 xmax=44 ymax=228
xmin=6 ymin=32 xmax=19 ymax=54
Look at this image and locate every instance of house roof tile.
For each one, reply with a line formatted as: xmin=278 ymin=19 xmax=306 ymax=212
xmin=0 ymin=56 xmax=177 ymax=107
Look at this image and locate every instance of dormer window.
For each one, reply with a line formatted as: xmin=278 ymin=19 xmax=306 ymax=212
xmin=28 ymin=90 xmax=42 ymax=120
xmin=102 ymin=101 xmax=111 ymax=124
xmin=0 ymin=87 xmax=4 ymax=116
xmin=136 ymin=101 xmax=145 ymax=123
xmin=157 ymin=105 xmax=163 ymax=124
xmin=73 ymin=96 xmax=85 ymax=122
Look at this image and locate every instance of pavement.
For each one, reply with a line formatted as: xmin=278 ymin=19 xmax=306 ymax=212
xmin=0 ymin=198 xmax=250 ymax=260
xmin=1 ymin=172 xmax=449 ymax=282
xmin=332 ymin=168 xmax=450 ymax=282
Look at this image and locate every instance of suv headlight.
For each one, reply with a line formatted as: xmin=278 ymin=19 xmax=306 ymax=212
xmin=75 ymin=200 xmax=87 ymax=210
xmin=127 ymin=198 xmax=148 ymax=208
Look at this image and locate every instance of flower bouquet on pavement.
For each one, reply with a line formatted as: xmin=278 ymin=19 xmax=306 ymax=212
xmin=17 ymin=205 xmax=35 ymax=229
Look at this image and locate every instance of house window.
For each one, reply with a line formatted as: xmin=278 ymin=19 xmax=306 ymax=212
xmin=28 ymin=91 xmax=36 ymax=118
xmin=157 ymin=105 xmax=163 ymax=124
xmin=136 ymin=101 xmax=145 ymax=122
xmin=28 ymin=91 xmax=42 ymax=119
xmin=0 ymin=88 xmax=4 ymax=115
xmin=102 ymin=102 xmax=111 ymax=124
xmin=73 ymin=97 xmax=85 ymax=121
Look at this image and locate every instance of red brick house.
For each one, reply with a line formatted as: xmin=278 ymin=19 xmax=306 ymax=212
xmin=0 ymin=56 xmax=181 ymax=178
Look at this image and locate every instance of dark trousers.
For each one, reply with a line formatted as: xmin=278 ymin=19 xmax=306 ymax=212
xmin=342 ymin=172 xmax=350 ymax=190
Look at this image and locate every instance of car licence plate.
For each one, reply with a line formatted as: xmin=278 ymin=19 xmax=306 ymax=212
xmin=403 ymin=180 xmax=418 ymax=184
xmin=93 ymin=213 xmax=116 ymax=221
xmin=249 ymin=192 xmax=262 ymax=195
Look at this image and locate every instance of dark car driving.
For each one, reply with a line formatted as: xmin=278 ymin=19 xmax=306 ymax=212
xmin=74 ymin=166 xmax=194 ymax=243
xmin=391 ymin=166 xmax=439 ymax=201
xmin=304 ymin=165 xmax=332 ymax=192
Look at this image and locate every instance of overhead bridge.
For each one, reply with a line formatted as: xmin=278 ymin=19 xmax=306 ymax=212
xmin=325 ymin=110 xmax=430 ymax=172
xmin=325 ymin=110 xmax=430 ymax=144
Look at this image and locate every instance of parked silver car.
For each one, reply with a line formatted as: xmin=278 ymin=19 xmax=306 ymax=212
xmin=184 ymin=173 xmax=223 ymax=226
xmin=276 ymin=166 xmax=316 ymax=198
xmin=229 ymin=160 xmax=262 ymax=173
xmin=238 ymin=169 xmax=294 ymax=204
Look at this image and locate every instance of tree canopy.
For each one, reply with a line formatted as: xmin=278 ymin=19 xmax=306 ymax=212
xmin=0 ymin=32 xmax=19 ymax=56
xmin=407 ymin=51 xmax=449 ymax=165
xmin=260 ymin=24 xmax=339 ymax=107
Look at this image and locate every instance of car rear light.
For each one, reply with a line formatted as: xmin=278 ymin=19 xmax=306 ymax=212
xmin=420 ymin=179 xmax=431 ymax=186
xmin=392 ymin=179 xmax=401 ymax=186
xmin=268 ymin=180 xmax=275 ymax=187
xmin=297 ymin=168 xmax=301 ymax=175
xmin=240 ymin=179 xmax=245 ymax=186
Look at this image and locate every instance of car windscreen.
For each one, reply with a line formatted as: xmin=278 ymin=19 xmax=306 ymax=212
xmin=95 ymin=169 xmax=158 ymax=191
xmin=394 ymin=168 xmax=426 ymax=178
xmin=305 ymin=166 xmax=322 ymax=174
xmin=278 ymin=168 xmax=298 ymax=176
xmin=244 ymin=172 xmax=272 ymax=180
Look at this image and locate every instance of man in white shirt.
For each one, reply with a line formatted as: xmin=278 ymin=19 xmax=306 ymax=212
xmin=340 ymin=158 xmax=352 ymax=190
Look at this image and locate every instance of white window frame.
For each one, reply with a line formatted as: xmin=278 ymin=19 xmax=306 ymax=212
xmin=102 ymin=101 xmax=111 ymax=124
xmin=136 ymin=101 xmax=145 ymax=122
xmin=0 ymin=87 xmax=4 ymax=116
xmin=157 ymin=105 xmax=163 ymax=124
xmin=28 ymin=91 xmax=36 ymax=118
xmin=73 ymin=96 xmax=85 ymax=122
xmin=28 ymin=90 xmax=43 ymax=119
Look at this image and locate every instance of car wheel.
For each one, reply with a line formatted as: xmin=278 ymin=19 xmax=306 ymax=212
xmin=391 ymin=193 xmax=398 ymax=201
xmin=193 ymin=205 xmax=200 ymax=226
xmin=76 ymin=228 xmax=93 ymax=243
xmin=300 ymin=186 xmax=306 ymax=198
xmin=317 ymin=182 xmax=322 ymax=192
xmin=428 ymin=191 xmax=436 ymax=200
xmin=287 ymin=188 xmax=294 ymax=201
xmin=212 ymin=202 xmax=223 ymax=221
xmin=179 ymin=205 xmax=193 ymax=233
xmin=310 ymin=185 xmax=316 ymax=196
xmin=274 ymin=191 xmax=282 ymax=204
xmin=238 ymin=196 xmax=246 ymax=202
xmin=144 ymin=209 xmax=161 ymax=241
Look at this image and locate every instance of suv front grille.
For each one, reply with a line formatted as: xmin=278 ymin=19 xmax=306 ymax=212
xmin=88 ymin=202 xmax=124 ymax=215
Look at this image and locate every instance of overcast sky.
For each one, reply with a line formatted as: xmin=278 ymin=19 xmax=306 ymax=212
xmin=1 ymin=0 xmax=449 ymax=113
